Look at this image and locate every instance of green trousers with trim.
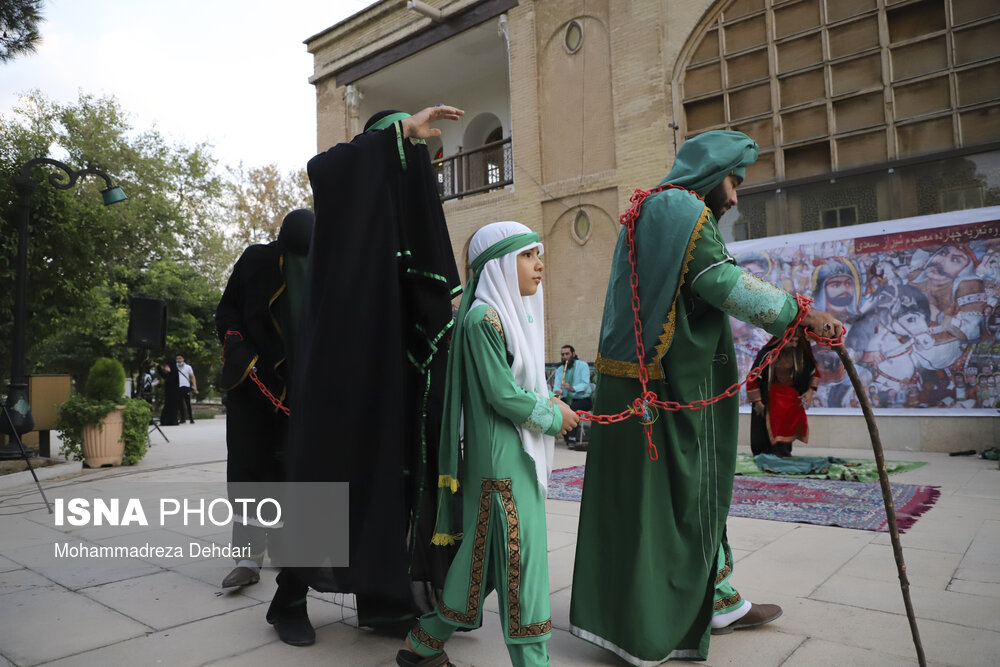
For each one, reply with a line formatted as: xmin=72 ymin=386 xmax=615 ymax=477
xmin=408 ymin=613 xmax=549 ymax=666
xmin=713 ymin=535 xmax=744 ymax=616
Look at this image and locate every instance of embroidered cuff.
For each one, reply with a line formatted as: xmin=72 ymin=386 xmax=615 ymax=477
xmin=520 ymin=394 xmax=556 ymax=434
xmin=721 ymin=272 xmax=789 ymax=330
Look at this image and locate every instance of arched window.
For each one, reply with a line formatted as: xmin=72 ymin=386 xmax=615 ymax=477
xmin=462 ymin=112 xmax=509 ymax=192
xmin=485 ymin=127 xmax=503 ymax=185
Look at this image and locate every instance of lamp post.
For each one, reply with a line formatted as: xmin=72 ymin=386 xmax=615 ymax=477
xmin=0 ymin=158 xmax=128 ymax=459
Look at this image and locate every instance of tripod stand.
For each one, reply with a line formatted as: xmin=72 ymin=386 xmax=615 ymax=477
xmin=0 ymin=397 xmax=52 ymax=514
xmin=137 ymin=348 xmax=169 ymax=446
xmin=149 ymin=417 xmax=169 ymax=444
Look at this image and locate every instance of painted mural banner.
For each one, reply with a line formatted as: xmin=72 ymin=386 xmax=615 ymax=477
xmin=728 ymin=207 xmax=1000 ymax=413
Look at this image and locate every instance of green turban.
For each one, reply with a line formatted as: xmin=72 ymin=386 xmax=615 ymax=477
xmin=662 ymin=130 xmax=759 ymax=197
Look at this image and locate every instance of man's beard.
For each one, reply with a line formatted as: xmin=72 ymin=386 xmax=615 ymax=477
xmin=925 ymin=261 xmax=955 ymax=281
xmin=826 ymin=292 xmax=854 ymax=307
xmin=704 ymin=185 xmax=727 ymax=220
xmin=705 ymin=195 xmax=725 ymax=220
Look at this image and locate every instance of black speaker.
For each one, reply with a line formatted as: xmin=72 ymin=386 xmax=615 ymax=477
xmin=127 ymin=298 xmax=167 ymax=350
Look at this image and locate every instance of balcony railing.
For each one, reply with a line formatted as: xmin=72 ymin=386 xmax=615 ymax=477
xmin=432 ymin=137 xmax=513 ymax=201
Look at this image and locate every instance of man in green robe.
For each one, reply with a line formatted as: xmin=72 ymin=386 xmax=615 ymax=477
xmin=570 ymin=130 xmax=844 ymax=664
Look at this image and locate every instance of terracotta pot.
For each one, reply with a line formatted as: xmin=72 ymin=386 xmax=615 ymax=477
xmin=80 ymin=406 xmax=125 ymax=467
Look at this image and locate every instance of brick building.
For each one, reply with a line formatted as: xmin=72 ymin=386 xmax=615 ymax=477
xmin=304 ymin=0 xmax=1000 ymax=449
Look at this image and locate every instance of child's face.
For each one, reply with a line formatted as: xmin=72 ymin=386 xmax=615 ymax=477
xmin=517 ymin=246 xmax=544 ymax=296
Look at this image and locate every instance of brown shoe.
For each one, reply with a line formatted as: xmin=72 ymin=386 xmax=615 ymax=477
xmin=221 ymin=566 xmax=260 ymax=588
xmin=711 ymin=603 xmax=782 ymax=635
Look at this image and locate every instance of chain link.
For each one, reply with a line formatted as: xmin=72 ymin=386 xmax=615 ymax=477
xmin=223 ymin=329 xmax=291 ymax=416
xmin=249 ymin=370 xmax=291 ymax=416
xmin=575 ymin=186 xmax=846 ymax=461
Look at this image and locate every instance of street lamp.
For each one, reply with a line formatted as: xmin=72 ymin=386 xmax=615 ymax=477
xmin=0 ymin=157 xmax=128 ymax=459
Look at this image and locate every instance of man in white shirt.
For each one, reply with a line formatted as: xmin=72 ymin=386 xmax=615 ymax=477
xmin=175 ymin=354 xmax=197 ymax=424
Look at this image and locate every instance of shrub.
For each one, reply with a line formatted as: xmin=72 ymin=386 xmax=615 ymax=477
xmin=120 ymin=399 xmax=151 ymax=465
xmin=56 ymin=357 xmax=149 ymax=466
xmin=84 ymin=357 xmax=126 ymax=402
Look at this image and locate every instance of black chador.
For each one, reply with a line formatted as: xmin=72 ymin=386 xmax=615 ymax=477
xmin=215 ymin=209 xmax=314 ymax=589
xmin=274 ymin=110 xmax=461 ymax=639
xmin=158 ymin=359 xmax=179 ymax=426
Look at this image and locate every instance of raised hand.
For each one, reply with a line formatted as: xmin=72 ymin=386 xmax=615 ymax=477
xmin=401 ymin=105 xmax=465 ymax=139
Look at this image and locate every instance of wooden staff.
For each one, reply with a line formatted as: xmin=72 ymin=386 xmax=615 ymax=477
xmin=833 ymin=344 xmax=926 ymax=667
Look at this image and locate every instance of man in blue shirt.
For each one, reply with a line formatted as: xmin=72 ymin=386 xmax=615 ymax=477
xmin=553 ymin=344 xmax=592 ymax=450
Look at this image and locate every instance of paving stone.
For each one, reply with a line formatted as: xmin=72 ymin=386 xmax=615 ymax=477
xmin=79 ymin=570 xmax=259 ymax=630
xmin=6 ymin=539 xmax=161 ymax=591
xmin=954 ymin=518 xmax=1000 ymax=584
xmin=773 ymin=593 xmax=999 ymax=666
xmin=783 ymin=637 xmax=918 ymax=666
xmin=703 ymin=623 xmax=805 ymax=666
xmin=548 ymin=543 xmax=575 ymax=594
xmin=0 ymin=568 xmax=55 ymax=596
xmin=547 ymin=527 xmax=576 ymax=551
xmin=727 ymin=514 xmax=799 ymax=550
xmin=812 ymin=572 xmax=1000 ymax=633
xmin=838 ymin=542 xmax=961 ymax=590
xmin=0 ymin=554 xmax=22 ymax=574
xmin=726 ymin=524 xmax=872 ymax=597
xmin=0 ymin=587 xmax=149 ymax=665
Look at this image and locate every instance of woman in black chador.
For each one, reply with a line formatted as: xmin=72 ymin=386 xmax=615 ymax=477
xmin=158 ymin=358 xmax=180 ymax=426
xmin=216 ymin=208 xmax=314 ymax=592
xmin=269 ymin=105 xmax=465 ymax=647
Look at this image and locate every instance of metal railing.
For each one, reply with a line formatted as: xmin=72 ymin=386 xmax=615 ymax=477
xmin=432 ymin=137 xmax=513 ymax=201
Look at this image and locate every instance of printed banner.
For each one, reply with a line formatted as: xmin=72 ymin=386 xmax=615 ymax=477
xmin=729 ymin=207 xmax=1000 ymax=412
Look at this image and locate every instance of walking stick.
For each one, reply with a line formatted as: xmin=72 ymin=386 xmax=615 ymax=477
xmin=832 ymin=345 xmax=925 ymax=667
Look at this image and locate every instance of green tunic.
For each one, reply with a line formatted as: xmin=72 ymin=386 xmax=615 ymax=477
xmin=570 ymin=199 xmax=797 ymax=664
xmin=415 ymin=304 xmax=562 ymax=650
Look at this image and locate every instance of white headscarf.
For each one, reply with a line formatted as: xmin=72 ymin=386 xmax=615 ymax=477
xmin=467 ymin=221 xmax=553 ymax=491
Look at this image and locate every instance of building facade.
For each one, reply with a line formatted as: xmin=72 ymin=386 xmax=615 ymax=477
xmin=305 ymin=0 xmax=1000 ymax=448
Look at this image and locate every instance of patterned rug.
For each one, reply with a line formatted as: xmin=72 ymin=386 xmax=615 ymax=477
xmin=547 ymin=466 xmax=940 ymax=533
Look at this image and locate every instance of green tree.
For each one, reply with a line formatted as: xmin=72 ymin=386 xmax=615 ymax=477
xmin=0 ymin=0 xmax=44 ymax=63
xmin=224 ymin=162 xmax=312 ymax=251
xmin=0 ymin=91 xmax=227 ymax=389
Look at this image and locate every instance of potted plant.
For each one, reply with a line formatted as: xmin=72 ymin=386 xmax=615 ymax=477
xmin=57 ymin=357 xmax=151 ymax=467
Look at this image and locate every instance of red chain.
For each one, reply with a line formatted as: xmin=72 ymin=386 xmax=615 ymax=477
xmin=249 ymin=371 xmax=290 ymax=416
xmin=576 ymin=186 xmax=845 ymax=461
xmin=223 ymin=329 xmax=291 ymax=416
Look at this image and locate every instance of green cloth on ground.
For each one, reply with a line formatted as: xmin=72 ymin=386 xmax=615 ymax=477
xmin=735 ymin=453 xmax=927 ymax=481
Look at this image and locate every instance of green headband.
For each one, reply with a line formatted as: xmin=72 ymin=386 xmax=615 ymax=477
xmin=367 ymin=112 xmax=410 ymax=131
xmin=470 ymin=233 xmax=539 ymax=275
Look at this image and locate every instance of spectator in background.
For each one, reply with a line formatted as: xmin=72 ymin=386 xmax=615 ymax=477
xmin=175 ymin=354 xmax=197 ymax=424
xmin=552 ymin=344 xmax=592 ymax=450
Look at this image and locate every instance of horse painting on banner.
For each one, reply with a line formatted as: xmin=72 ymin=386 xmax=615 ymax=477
xmin=855 ymin=283 xmax=932 ymax=399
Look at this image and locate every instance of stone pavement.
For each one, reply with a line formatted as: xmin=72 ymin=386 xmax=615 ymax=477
xmin=0 ymin=417 xmax=997 ymax=666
